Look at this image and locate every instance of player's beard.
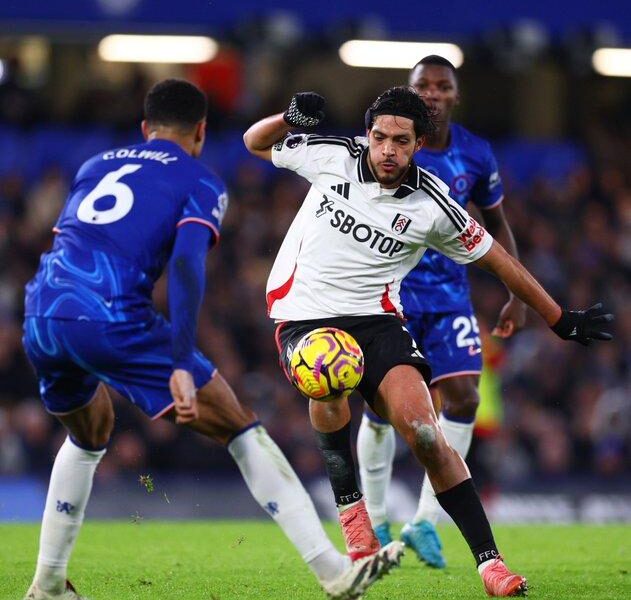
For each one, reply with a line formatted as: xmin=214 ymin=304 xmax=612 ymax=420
xmin=376 ymin=162 xmax=409 ymax=187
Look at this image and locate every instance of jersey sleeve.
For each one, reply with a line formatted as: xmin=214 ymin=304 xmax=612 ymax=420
xmin=53 ymin=158 xmax=94 ymax=233
xmin=168 ymin=223 xmax=210 ymax=371
xmin=425 ymin=176 xmax=494 ymax=264
xmin=177 ymin=175 xmax=229 ymax=246
xmin=271 ymin=134 xmax=343 ymax=182
xmin=470 ymin=142 xmax=504 ymax=209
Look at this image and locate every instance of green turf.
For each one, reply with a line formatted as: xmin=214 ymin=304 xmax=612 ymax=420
xmin=1 ymin=522 xmax=630 ymax=599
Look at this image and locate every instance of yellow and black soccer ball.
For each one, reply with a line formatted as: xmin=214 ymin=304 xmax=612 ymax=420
xmin=289 ymin=327 xmax=364 ymax=402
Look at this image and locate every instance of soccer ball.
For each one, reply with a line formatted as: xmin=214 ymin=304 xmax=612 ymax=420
xmin=289 ymin=327 xmax=364 ymax=402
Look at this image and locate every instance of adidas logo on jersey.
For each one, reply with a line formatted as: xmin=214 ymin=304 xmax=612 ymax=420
xmin=330 ymin=182 xmax=350 ymax=199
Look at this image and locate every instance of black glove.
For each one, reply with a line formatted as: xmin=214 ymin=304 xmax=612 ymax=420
xmin=551 ymin=303 xmax=614 ymax=346
xmin=283 ymin=92 xmax=325 ymax=128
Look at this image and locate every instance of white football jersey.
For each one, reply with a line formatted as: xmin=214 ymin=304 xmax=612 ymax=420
xmin=267 ymin=134 xmax=493 ymax=321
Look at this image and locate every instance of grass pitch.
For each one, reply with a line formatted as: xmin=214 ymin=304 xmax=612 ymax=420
xmin=1 ymin=522 xmax=630 ymax=599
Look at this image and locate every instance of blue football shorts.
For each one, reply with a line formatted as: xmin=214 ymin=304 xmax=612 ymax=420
xmin=23 ymin=314 xmax=216 ymax=419
xmin=404 ymin=307 xmax=483 ymax=385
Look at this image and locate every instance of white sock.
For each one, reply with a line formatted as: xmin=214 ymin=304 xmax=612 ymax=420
xmin=478 ymin=558 xmax=498 ymax=574
xmin=357 ymin=414 xmax=395 ymax=527
xmin=337 ymin=498 xmax=362 ymax=514
xmin=413 ymin=413 xmax=475 ymax=525
xmin=228 ymin=425 xmax=350 ymax=582
xmin=33 ymin=437 xmax=105 ymax=593
xmin=308 ymin=548 xmax=352 ymax=582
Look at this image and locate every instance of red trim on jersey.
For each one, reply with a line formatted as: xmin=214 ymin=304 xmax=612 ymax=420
xmin=177 ymin=217 xmax=220 ymax=245
xmin=380 ymin=283 xmax=397 ymax=315
xmin=266 ymin=264 xmax=298 ymax=315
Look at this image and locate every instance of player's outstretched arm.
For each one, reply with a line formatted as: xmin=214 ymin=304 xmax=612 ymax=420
xmin=480 ymin=204 xmax=527 ymax=338
xmin=168 ymin=223 xmax=212 ymax=423
xmin=243 ymin=92 xmax=325 ymax=161
xmin=475 ymin=241 xmax=614 ymax=345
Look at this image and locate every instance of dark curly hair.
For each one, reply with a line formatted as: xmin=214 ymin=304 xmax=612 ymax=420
xmin=365 ymin=86 xmax=436 ymax=138
xmin=144 ymin=79 xmax=207 ymax=131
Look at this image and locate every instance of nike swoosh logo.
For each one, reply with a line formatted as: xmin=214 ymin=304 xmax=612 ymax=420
xmin=468 ymin=346 xmax=482 ymax=356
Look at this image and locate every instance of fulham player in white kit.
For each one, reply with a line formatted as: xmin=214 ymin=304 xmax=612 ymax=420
xmin=243 ymin=87 xmax=613 ymax=597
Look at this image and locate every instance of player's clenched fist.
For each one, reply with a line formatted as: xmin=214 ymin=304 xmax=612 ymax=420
xmin=169 ymin=369 xmax=199 ymax=424
xmin=283 ymin=92 xmax=325 ymax=128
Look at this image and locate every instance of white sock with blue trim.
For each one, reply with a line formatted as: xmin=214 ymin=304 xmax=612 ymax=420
xmin=33 ymin=437 xmax=105 ymax=593
xmin=413 ymin=413 xmax=475 ymax=525
xmin=228 ymin=425 xmax=350 ymax=582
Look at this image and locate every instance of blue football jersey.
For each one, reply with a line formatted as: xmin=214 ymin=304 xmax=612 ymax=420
xmin=25 ymin=139 xmax=228 ymax=322
xmin=400 ymin=123 xmax=503 ymax=315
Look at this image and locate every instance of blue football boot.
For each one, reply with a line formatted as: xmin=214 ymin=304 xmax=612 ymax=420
xmin=400 ymin=520 xmax=446 ymax=568
xmin=373 ymin=521 xmax=393 ymax=547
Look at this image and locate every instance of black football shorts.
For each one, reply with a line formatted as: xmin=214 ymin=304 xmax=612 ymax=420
xmin=274 ymin=315 xmax=431 ymax=407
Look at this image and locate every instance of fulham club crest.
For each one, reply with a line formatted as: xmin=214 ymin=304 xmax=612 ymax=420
xmin=392 ymin=213 xmax=411 ymax=234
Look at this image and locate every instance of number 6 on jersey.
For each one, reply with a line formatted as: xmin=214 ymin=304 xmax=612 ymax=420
xmin=77 ymin=164 xmax=142 ymax=225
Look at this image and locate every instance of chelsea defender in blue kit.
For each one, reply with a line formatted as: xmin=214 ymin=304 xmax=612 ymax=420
xmin=356 ymin=56 xmax=527 ymax=567
xmin=22 ymin=80 xmax=402 ymax=600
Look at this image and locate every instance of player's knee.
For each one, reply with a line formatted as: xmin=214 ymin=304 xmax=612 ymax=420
xmin=406 ymin=420 xmax=452 ymax=470
xmin=65 ymin=391 xmax=115 ymax=450
xmin=309 ymin=397 xmax=350 ymax=431
xmin=408 ymin=420 xmax=439 ymax=457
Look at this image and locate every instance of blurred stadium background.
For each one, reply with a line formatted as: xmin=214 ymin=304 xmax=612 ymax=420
xmin=0 ymin=1 xmax=629 ymax=524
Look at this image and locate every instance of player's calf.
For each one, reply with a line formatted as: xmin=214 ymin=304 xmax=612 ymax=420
xmin=310 ymin=407 xmax=381 ymax=560
xmin=57 ymin=384 xmax=115 ymax=450
xmin=438 ymin=374 xmax=480 ymax=421
xmin=184 ymin=372 xmax=258 ymax=445
xmin=392 ymin=405 xmax=465 ymax=491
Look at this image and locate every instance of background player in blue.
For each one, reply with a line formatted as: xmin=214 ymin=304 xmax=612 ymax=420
xmin=356 ymin=56 xmax=527 ymax=567
xmin=22 ymin=79 xmax=401 ymax=600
